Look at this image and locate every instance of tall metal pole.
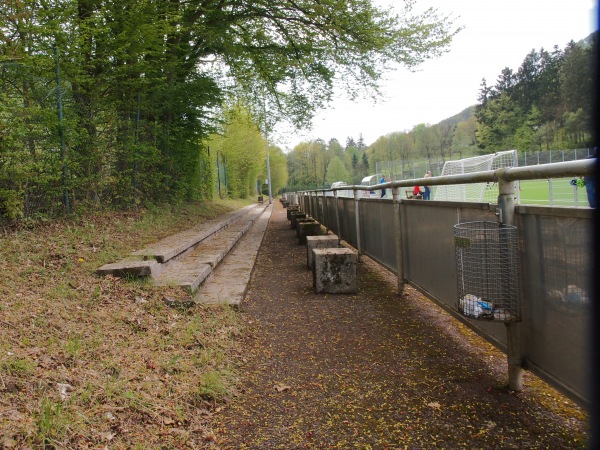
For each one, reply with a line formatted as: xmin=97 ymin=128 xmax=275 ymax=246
xmin=133 ymin=93 xmax=140 ymax=206
xmin=54 ymin=45 xmax=69 ymax=214
xmin=263 ymin=97 xmax=273 ymax=204
xmin=266 ymin=135 xmax=273 ymax=204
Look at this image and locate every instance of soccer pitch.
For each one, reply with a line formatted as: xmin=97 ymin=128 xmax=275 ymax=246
xmin=517 ymin=178 xmax=590 ymax=206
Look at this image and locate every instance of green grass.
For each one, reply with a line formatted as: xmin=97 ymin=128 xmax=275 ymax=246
xmin=518 ymin=178 xmax=590 ymax=206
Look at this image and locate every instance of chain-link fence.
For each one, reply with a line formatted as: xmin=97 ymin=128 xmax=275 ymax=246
xmin=376 ymin=149 xmax=594 ymax=206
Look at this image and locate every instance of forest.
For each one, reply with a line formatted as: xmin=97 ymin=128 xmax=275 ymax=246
xmin=0 ymin=0 xmax=457 ymax=222
xmin=287 ymin=33 xmax=597 ymax=190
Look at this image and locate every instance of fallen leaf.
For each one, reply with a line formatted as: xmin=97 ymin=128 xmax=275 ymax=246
xmin=163 ymin=416 xmax=174 ymax=425
xmin=274 ymin=384 xmax=291 ymax=393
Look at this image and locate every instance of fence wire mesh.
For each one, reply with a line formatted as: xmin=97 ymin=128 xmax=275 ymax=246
xmin=454 ymin=221 xmax=521 ymax=322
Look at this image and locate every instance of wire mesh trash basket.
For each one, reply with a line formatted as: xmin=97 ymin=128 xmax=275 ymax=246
xmin=454 ymin=221 xmax=521 ymax=322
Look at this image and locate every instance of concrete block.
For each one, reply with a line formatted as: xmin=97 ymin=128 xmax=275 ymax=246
xmin=306 ymin=235 xmax=340 ymax=268
xmin=298 ymin=221 xmax=322 ymax=245
xmin=295 ymin=218 xmax=316 ymax=237
xmin=313 ymin=248 xmax=357 ymax=294
xmin=290 ymin=212 xmax=306 ymax=229
xmin=287 ymin=207 xmax=300 ymax=220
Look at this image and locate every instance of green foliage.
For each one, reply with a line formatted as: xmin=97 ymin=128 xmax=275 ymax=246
xmin=209 ymin=105 xmax=265 ymax=199
xmin=475 ymin=36 xmax=596 ymax=152
xmin=261 ymin=146 xmax=289 ymax=195
xmin=1 ymin=0 xmax=460 ymax=220
xmin=325 ymin=156 xmax=350 ymax=184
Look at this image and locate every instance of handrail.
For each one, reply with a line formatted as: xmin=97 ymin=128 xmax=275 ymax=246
xmin=298 ymin=159 xmax=595 ymax=194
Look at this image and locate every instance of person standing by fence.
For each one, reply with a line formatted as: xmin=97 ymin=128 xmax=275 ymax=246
xmin=584 ymin=147 xmax=597 ymax=208
xmin=423 ymin=170 xmax=432 ymax=200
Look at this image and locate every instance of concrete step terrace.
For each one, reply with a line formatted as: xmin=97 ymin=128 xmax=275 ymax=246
xmin=96 ymin=203 xmax=266 ymax=289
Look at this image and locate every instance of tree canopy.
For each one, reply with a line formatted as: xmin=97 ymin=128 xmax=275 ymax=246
xmin=1 ymin=0 xmax=459 ymax=220
xmin=475 ymin=36 xmax=596 ymax=151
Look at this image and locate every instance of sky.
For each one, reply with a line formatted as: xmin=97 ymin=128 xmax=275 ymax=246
xmin=275 ymin=0 xmax=598 ymax=151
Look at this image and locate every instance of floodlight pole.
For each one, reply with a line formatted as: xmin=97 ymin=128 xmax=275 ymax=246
xmin=498 ymin=174 xmax=523 ymax=391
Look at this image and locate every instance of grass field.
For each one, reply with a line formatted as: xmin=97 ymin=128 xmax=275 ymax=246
xmin=518 ymin=178 xmax=590 ymax=206
xmin=432 ymin=177 xmax=591 ymax=206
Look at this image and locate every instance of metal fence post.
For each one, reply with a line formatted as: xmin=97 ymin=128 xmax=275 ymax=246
xmin=353 ymin=189 xmax=362 ymax=262
xmin=392 ymin=186 xmax=405 ymax=293
xmin=321 ymin=192 xmax=328 ymax=232
xmin=498 ymin=174 xmax=523 ymax=392
xmin=334 ymin=190 xmax=342 ymax=242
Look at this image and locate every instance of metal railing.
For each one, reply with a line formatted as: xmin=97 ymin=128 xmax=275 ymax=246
xmin=286 ymin=158 xmax=596 ymax=406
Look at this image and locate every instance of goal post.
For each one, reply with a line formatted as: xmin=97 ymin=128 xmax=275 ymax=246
xmin=434 ymin=150 xmax=519 ymax=203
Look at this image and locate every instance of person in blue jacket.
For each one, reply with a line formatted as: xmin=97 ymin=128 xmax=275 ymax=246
xmin=584 ymin=147 xmax=597 ymax=208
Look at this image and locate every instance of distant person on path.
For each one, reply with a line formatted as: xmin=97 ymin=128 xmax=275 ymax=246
xmin=380 ymin=175 xmax=387 ymax=198
xmin=423 ymin=170 xmax=432 ymax=200
xmin=585 ymin=147 xmax=597 ymax=208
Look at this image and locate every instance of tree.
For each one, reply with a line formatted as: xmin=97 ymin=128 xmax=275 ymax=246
xmin=475 ymin=93 xmax=523 ymax=151
xmin=495 ymin=67 xmax=516 ymax=95
xmin=325 ymin=156 xmax=350 ymax=184
xmin=346 ymin=136 xmax=358 ymax=150
xmin=1 ymin=0 xmax=461 ymax=219
xmin=286 ymin=140 xmax=327 ymax=189
xmin=260 ymin=146 xmax=288 ymax=195
xmin=208 ymin=105 xmax=264 ymax=199
xmin=560 ymin=39 xmax=594 ymax=132
xmin=327 ymin=139 xmax=345 ymax=160
xmin=452 ymin=116 xmax=477 ymax=157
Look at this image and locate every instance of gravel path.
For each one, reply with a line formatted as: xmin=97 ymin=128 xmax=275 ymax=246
xmin=213 ymin=201 xmax=587 ymax=449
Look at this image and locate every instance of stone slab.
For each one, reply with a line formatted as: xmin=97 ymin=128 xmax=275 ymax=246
xmin=96 ymin=257 xmax=162 ymax=278
xmin=298 ymin=221 xmax=322 ymax=245
xmin=154 ymin=262 xmax=212 ymax=293
xmin=131 ymin=203 xmax=259 ymax=263
xmin=313 ymin=248 xmax=357 ymax=294
xmin=306 ymin=235 xmax=340 ymax=268
xmin=196 ymin=204 xmax=273 ymax=306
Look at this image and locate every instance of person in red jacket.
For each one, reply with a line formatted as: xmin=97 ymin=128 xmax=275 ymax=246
xmin=413 ymin=185 xmax=422 ymax=199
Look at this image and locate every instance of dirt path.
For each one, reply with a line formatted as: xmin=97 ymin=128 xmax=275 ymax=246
xmin=212 ymin=201 xmax=587 ymax=448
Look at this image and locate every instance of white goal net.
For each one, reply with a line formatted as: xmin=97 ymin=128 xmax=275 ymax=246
xmin=433 ymin=150 xmax=518 ymax=203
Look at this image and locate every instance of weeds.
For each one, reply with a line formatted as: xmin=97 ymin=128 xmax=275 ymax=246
xmin=1 ymin=356 xmax=34 ymax=376
xmin=196 ymin=370 xmax=231 ymax=402
xmin=36 ymin=396 xmax=69 ymax=447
